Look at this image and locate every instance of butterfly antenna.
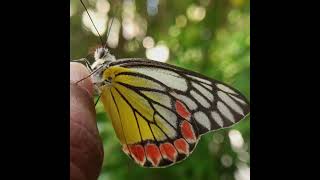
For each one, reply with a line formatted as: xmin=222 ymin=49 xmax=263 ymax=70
xmin=104 ymin=4 xmax=121 ymax=48
xmin=80 ymin=0 xmax=104 ymax=46
xmin=103 ymin=16 xmax=115 ymax=48
xmin=75 ymin=63 xmax=105 ymax=84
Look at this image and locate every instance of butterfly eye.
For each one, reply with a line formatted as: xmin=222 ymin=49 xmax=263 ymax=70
xmin=98 ymin=49 xmax=105 ymax=59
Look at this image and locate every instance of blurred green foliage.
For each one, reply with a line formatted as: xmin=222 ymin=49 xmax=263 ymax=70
xmin=71 ymin=0 xmax=250 ymax=179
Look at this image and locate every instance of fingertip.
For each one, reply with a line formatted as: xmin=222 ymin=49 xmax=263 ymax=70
xmin=70 ymin=84 xmax=103 ymax=180
xmin=70 ymin=62 xmax=94 ymax=97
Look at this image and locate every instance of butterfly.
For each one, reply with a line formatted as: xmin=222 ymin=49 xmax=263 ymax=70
xmin=73 ymin=0 xmax=250 ymax=168
xmin=75 ymin=46 xmax=250 ymax=168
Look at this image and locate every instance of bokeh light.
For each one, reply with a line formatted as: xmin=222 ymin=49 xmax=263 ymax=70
xmin=81 ymin=8 xmax=108 ymax=36
xmin=147 ymin=0 xmax=159 ymax=16
xmin=168 ymin=26 xmax=181 ymax=37
xmin=70 ymin=4 xmax=75 ymax=17
xmin=176 ymin=15 xmax=187 ymax=28
xmin=142 ymin=36 xmax=155 ymax=49
xmin=187 ymin=4 xmax=206 ymax=22
xmin=221 ymin=154 xmax=233 ymax=167
xmin=146 ymin=43 xmax=169 ymax=62
xmin=96 ymin=0 xmax=110 ymax=14
xmin=106 ymin=18 xmax=120 ymax=48
xmin=234 ymin=162 xmax=250 ymax=180
xmin=229 ymin=129 xmax=244 ymax=151
xmin=121 ymin=0 xmax=147 ymax=41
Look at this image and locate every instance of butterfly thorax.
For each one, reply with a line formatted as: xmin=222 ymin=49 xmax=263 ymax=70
xmin=91 ymin=47 xmax=116 ymax=87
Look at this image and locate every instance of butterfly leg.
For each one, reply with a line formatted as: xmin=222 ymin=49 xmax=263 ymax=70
xmin=71 ymin=58 xmax=93 ymax=72
xmin=94 ymin=94 xmax=101 ymax=107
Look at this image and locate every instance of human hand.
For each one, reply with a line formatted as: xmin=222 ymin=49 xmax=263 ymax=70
xmin=70 ymin=62 xmax=103 ymax=180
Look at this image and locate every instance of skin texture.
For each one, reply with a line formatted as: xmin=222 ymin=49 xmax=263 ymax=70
xmin=70 ymin=62 xmax=104 ymax=180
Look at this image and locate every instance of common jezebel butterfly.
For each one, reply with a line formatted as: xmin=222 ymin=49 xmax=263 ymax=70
xmin=73 ymin=0 xmax=250 ymax=168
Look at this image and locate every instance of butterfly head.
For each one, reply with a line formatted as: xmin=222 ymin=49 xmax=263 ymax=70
xmin=94 ymin=47 xmax=108 ymax=60
xmin=91 ymin=47 xmax=116 ymax=70
xmin=94 ymin=47 xmax=116 ymax=62
xmin=89 ymin=47 xmax=116 ymax=88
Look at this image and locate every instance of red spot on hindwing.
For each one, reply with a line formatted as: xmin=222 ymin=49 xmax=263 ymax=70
xmin=175 ymin=100 xmax=191 ymax=120
xmin=128 ymin=145 xmax=146 ymax=166
xmin=174 ymin=138 xmax=189 ymax=155
xmin=145 ymin=144 xmax=162 ymax=167
xmin=159 ymin=143 xmax=178 ymax=162
xmin=181 ymin=120 xmax=197 ymax=144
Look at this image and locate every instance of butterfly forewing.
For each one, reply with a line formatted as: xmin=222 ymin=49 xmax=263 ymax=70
xmin=100 ymin=58 xmax=250 ymax=167
xmin=110 ymin=58 xmax=250 ymax=131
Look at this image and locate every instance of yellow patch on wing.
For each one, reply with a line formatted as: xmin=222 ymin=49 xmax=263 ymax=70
xmin=141 ymin=91 xmax=172 ymax=108
xmin=150 ymin=124 xmax=167 ymax=141
xmin=101 ymin=87 xmax=125 ymax=143
xmin=115 ymin=74 xmax=166 ymax=91
xmin=100 ymin=66 xmax=180 ymax=145
xmin=136 ymin=113 xmax=155 ymax=141
xmin=114 ymin=83 xmax=154 ymax=122
xmin=104 ymin=66 xmax=166 ymax=91
xmin=154 ymin=114 xmax=177 ymax=139
xmin=101 ymin=66 xmax=169 ymax=145
xmin=101 ymin=87 xmax=141 ymax=144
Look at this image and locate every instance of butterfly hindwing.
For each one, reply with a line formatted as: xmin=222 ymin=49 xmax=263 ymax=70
xmin=100 ymin=58 xmax=249 ymax=167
